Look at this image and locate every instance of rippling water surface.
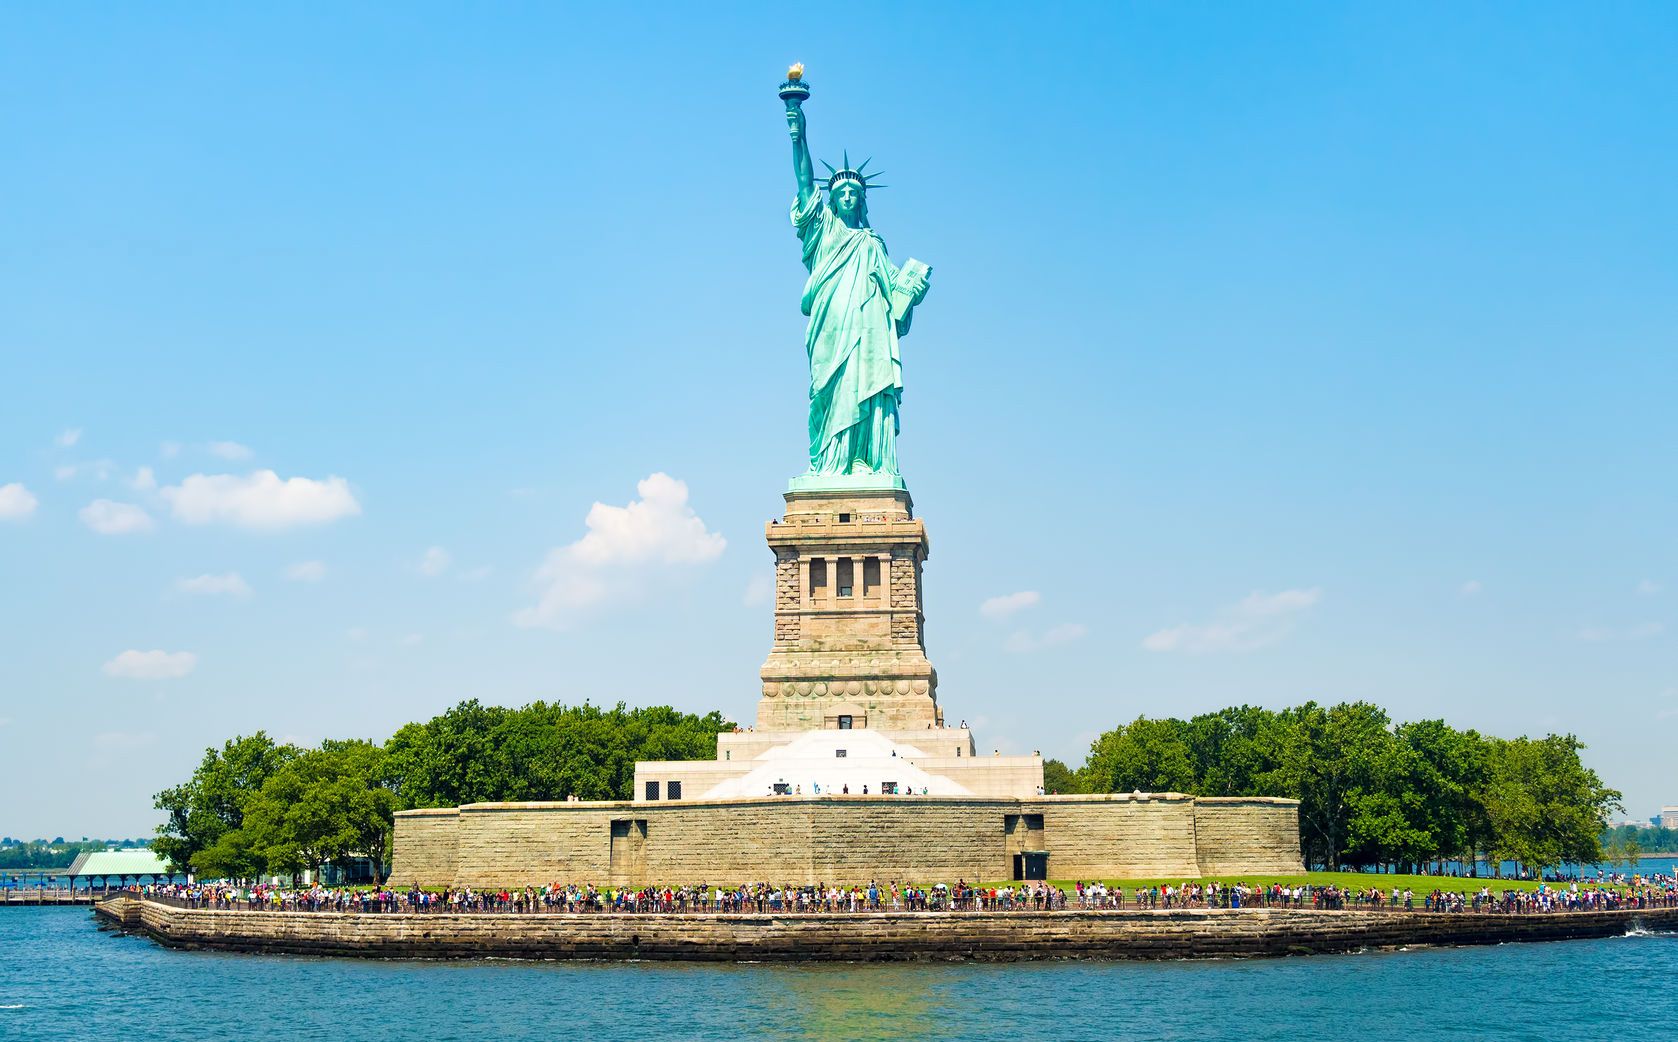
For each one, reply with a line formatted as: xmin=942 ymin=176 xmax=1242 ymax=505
xmin=3 ymin=908 xmax=1674 ymax=1041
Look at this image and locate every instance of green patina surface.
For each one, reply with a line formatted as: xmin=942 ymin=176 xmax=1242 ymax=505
xmin=783 ymin=69 xmax=929 ymax=483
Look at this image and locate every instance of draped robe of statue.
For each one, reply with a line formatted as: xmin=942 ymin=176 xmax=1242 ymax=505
xmin=793 ymin=190 xmax=914 ymax=476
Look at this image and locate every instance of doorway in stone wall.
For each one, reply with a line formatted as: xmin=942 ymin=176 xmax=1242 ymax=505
xmin=1005 ymin=814 xmax=1046 ymax=880
xmin=609 ymin=818 xmax=647 ymax=886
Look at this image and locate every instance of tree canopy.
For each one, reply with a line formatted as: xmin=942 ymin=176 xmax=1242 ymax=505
xmin=1076 ymin=702 xmax=1620 ymax=874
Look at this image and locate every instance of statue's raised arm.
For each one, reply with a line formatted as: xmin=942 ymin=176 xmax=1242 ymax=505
xmin=785 ymin=74 xmax=816 ymax=209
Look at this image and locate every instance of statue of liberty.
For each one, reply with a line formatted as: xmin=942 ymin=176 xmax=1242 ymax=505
xmin=782 ymin=66 xmax=930 ymax=484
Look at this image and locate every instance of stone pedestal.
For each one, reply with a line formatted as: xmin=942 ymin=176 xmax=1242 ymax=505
xmin=756 ymin=485 xmax=940 ymax=731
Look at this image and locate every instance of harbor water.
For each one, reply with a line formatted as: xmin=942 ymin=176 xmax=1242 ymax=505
xmin=1 ymin=906 xmax=1674 ymax=1040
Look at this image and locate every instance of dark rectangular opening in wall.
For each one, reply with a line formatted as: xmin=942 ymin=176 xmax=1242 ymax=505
xmin=837 ymin=716 xmax=852 ymax=730
xmin=609 ymin=818 xmax=648 ymax=885
xmin=837 ymin=558 xmax=854 ymax=597
xmin=837 ymin=512 xmax=851 ymax=523
xmin=645 ymin=780 xmax=660 ymax=801
xmin=667 ymin=781 xmax=682 ymax=800
xmin=835 ymin=748 xmax=847 ymax=757
xmin=881 ymin=781 xmax=898 ymax=794
xmin=810 ymin=558 xmax=828 ymax=595
xmin=863 ymin=557 xmax=880 ymax=595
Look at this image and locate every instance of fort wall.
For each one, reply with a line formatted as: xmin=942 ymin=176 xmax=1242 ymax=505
xmin=390 ymin=792 xmax=1304 ymax=887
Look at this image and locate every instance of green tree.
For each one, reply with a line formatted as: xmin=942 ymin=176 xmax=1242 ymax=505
xmin=1481 ymin=735 xmax=1620 ymax=875
xmin=1041 ymin=758 xmax=1084 ymax=794
xmin=152 ymin=733 xmax=295 ymax=875
xmin=1080 ymin=716 xmax=1196 ymax=794
xmin=240 ymin=740 xmax=398 ymax=884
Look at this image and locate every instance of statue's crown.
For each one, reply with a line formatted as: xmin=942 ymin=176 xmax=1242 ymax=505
xmin=822 ymin=151 xmax=887 ymax=192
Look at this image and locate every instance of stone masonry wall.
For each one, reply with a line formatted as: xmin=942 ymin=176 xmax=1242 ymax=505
xmin=1193 ymin=800 xmax=1306 ymax=876
xmin=98 ymin=896 xmax=1678 ymax=963
xmin=1030 ymin=797 xmax=1201 ymax=878
xmin=389 ymin=809 xmax=458 ymax=886
xmin=394 ymin=793 xmax=1303 ymax=887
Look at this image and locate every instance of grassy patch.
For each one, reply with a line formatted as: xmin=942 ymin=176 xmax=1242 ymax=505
xmin=998 ymin=871 xmax=1607 ymax=895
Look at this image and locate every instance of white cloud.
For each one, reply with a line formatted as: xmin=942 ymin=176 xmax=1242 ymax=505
xmin=0 ymin=716 xmax=11 ymax=727
xmin=129 ymin=466 xmax=157 ymax=491
xmin=160 ymin=441 xmax=182 ymax=459
xmin=743 ymin=570 xmax=775 ymax=606
xmin=981 ymin=590 xmax=1041 ymax=620
xmin=285 ymin=560 xmax=327 ymax=582
xmin=207 ymin=440 xmax=253 ymax=461
xmin=174 ymin=572 xmax=252 ymax=598
xmin=102 ymin=649 xmax=197 ymax=680
xmin=0 ymin=483 xmax=39 ymax=521
xmin=1637 ymin=579 xmax=1662 ymax=596
xmin=515 ymin=473 xmax=725 ymax=630
xmin=419 ymin=546 xmax=452 ymax=577
xmin=563 ymin=473 xmax=725 ymax=567
xmin=1005 ymin=622 xmax=1088 ymax=653
xmin=1143 ymin=587 xmax=1323 ymax=654
xmin=1460 ymin=579 xmax=1483 ymax=597
xmin=57 ymin=428 xmax=83 ymax=448
xmin=399 ymin=633 xmax=424 ymax=647
xmin=459 ymin=565 xmax=493 ymax=582
xmin=1577 ymin=622 xmax=1664 ymax=643
xmin=161 ymin=470 xmax=360 ymax=529
xmin=79 ymin=499 xmax=154 ymax=535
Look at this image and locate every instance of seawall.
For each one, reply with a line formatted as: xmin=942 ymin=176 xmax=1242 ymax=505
xmin=93 ymin=897 xmax=1678 ymax=962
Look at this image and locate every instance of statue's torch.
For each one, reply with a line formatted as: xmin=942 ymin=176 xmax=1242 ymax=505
xmin=779 ymin=63 xmax=809 ymax=108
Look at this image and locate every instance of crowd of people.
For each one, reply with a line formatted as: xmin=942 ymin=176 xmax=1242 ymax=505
xmin=124 ymin=873 xmax=1678 ymax=916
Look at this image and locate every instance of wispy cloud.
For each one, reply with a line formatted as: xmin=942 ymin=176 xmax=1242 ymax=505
xmin=1460 ymin=579 xmax=1483 ymax=597
xmin=1143 ymin=587 xmax=1323 ymax=654
xmin=102 ymin=649 xmax=197 ymax=680
xmin=285 ymin=560 xmax=327 ymax=582
xmin=56 ymin=428 xmax=83 ymax=448
xmin=79 ymin=499 xmax=154 ymax=535
xmin=174 ymin=572 xmax=252 ymax=598
xmin=418 ymin=546 xmax=452 ymax=577
xmin=1637 ymin=579 xmax=1662 ymax=597
xmin=1005 ymin=622 xmax=1088 ymax=653
xmin=515 ymin=473 xmax=725 ymax=630
xmin=981 ymin=590 xmax=1040 ymax=620
xmin=206 ymin=441 xmax=253 ymax=461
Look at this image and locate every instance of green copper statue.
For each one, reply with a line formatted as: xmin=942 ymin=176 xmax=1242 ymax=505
xmin=782 ymin=65 xmax=930 ymax=484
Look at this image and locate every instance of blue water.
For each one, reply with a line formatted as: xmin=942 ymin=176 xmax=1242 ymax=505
xmin=2 ymin=908 xmax=1674 ymax=1041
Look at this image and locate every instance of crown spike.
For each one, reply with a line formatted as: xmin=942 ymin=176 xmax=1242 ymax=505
xmin=820 ymin=159 xmax=837 ymax=175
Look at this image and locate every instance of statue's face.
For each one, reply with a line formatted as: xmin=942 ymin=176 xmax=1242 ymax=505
xmin=833 ymin=182 xmax=862 ymax=219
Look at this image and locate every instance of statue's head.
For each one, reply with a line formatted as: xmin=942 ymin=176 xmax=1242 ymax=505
xmin=829 ymin=180 xmax=868 ymax=227
xmin=822 ymin=152 xmax=885 ymax=229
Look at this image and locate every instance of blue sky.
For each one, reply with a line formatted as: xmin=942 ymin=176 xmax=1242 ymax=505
xmin=2 ymin=3 xmax=1673 ymax=838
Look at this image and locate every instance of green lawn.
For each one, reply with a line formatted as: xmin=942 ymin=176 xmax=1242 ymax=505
xmin=994 ymin=871 xmax=1606 ymax=896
